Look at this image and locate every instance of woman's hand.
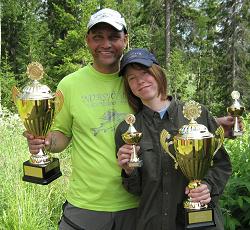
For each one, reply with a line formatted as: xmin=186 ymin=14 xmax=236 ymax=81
xmin=117 ymin=144 xmax=140 ymax=175
xmin=185 ymin=183 xmax=211 ymax=205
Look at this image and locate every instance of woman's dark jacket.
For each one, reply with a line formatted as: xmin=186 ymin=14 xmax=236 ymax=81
xmin=115 ymin=97 xmax=232 ymax=230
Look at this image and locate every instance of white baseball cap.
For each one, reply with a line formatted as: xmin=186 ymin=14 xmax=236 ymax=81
xmin=87 ymin=8 xmax=127 ymax=32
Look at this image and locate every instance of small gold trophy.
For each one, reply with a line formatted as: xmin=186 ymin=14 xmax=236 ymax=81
xmin=160 ymin=101 xmax=224 ymax=229
xmin=12 ymin=62 xmax=64 ymax=185
xmin=122 ymin=114 xmax=143 ymax=167
xmin=227 ymin=90 xmax=245 ymax=136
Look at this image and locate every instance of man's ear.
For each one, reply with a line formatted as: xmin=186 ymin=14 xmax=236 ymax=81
xmin=85 ymin=35 xmax=90 ymax=46
xmin=124 ymin=34 xmax=129 ymax=51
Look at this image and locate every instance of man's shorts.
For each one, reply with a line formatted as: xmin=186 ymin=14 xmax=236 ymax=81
xmin=59 ymin=201 xmax=137 ymax=230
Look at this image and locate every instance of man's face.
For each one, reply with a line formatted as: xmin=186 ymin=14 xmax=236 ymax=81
xmin=86 ymin=23 xmax=128 ymax=72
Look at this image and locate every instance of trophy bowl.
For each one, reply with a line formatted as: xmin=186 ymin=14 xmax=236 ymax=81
xmin=160 ymin=101 xmax=224 ymax=229
xmin=227 ymin=90 xmax=245 ymax=136
xmin=122 ymin=114 xmax=143 ymax=167
xmin=12 ymin=62 xmax=64 ymax=185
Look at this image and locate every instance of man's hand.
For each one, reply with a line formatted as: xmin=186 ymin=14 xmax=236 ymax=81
xmin=215 ymin=115 xmax=243 ymax=138
xmin=23 ymin=131 xmax=71 ymax=154
xmin=23 ymin=131 xmax=52 ymax=154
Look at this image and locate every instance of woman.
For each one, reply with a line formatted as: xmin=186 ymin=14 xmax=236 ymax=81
xmin=115 ymin=48 xmax=232 ymax=230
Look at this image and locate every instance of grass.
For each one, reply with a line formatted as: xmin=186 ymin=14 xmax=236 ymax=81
xmin=0 ymin=109 xmax=71 ymax=229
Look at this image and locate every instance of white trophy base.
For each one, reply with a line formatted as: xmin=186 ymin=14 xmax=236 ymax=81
xmin=128 ymin=160 xmax=143 ymax=168
xmin=233 ymin=130 xmax=243 ymax=137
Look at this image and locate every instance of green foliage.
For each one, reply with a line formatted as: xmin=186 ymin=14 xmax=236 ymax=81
xmin=45 ymin=0 xmax=96 ymax=85
xmin=220 ymin=114 xmax=250 ymax=230
xmin=117 ymin=0 xmax=153 ymax=49
xmin=215 ymin=0 xmax=250 ymax=111
xmin=0 ymin=55 xmax=17 ymax=112
xmin=168 ymin=48 xmax=196 ymax=101
xmin=1 ymin=0 xmax=250 ymax=115
xmin=0 ymin=109 xmax=71 ymax=229
xmin=1 ymin=0 xmax=250 ymax=229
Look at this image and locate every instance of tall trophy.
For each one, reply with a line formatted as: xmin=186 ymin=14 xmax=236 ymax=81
xmin=227 ymin=90 xmax=245 ymax=137
xmin=122 ymin=114 xmax=143 ymax=167
xmin=12 ymin=62 xmax=64 ymax=185
xmin=160 ymin=101 xmax=224 ymax=229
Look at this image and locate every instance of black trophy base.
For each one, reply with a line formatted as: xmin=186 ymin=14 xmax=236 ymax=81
xmin=185 ymin=207 xmax=215 ymax=229
xmin=23 ymin=158 xmax=62 ymax=185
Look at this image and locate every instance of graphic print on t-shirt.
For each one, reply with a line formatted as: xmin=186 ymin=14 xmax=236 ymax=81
xmin=80 ymin=89 xmax=128 ymax=136
xmin=91 ymin=110 xmax=126 ymax=136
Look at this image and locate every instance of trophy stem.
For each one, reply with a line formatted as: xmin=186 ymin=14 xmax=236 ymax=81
xmin=184 ymin=179 xmax=207 ymax=210
xmin=30 ymin=148 xmax=51 ymax=165
xmin=122 ymin=114 xmax=143 ymax=168
xmin=131 ymin=145 xmax=137 ymax=161
xmin=128 ymin=144 xmax=143 ymax=167
xmin=233 ymin=116 xmax=242 ymax=135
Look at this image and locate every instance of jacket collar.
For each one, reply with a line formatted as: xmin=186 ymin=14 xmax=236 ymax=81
xmin=141 ymin=96 xmax=178 ymax=120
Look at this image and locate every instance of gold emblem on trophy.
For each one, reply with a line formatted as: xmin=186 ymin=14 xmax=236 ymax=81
xmin=227 ymin=90 xmax=245 ymax=136
xmin=12 ymin=62 xmax=64 ymax=185
xmin=160 ymin=100 xmax=224 ymax=229
xmin=122 ymin=114 xmax=143 ymax=167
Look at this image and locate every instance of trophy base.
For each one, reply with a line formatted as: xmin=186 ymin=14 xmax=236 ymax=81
xmin=128 ymin=160 xmax=143 ymax=168
xmin=185 ymin=207 xmax=215 ymax=229
xmin=23 ymin=158 xmax=62 ymax=185
xmin=232 ymin=130 xmax=243 ymax=137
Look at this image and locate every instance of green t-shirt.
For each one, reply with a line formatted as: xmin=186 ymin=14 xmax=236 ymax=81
xmin=53 ymin=64 xmax=139 ymax=211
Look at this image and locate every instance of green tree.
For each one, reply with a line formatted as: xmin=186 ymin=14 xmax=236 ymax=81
xmin=45 ymin=0 xmax=99 ymax=88
xmin=216 ymin=0 xmax=250 ymax=111
xmin=0 ymin=53 xmax=17 ymax=111
xmin=168 ymin=48 xmax=196 ymax=100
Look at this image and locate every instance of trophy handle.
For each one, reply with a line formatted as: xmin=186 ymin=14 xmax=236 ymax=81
xmin=160 ymin=129 xmax=178 ymax=169
xmin=12 ymin=86 xmax=20 ymax=105
xmin=54 ymin=90 xmax=64 ymax=115
xmin=213 ymin=126 xmax=224 ymax=156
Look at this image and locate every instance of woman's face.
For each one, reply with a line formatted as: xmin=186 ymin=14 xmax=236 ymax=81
xmin=126 ymin=65 xmax=160 ymax=104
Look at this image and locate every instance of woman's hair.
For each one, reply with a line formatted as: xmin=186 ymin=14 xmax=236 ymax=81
xmin=123 ymin=63 xmax=168 ymax=113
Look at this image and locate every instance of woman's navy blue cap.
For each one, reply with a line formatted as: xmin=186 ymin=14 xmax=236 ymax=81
xmin=119 ymin=48 xmax=159 ymax=76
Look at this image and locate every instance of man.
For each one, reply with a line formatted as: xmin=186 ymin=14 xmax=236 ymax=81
xmin=25 ymin=8 xmax=138 ymax=230
xmin=24 ymin=8 xmax=237 ymax=230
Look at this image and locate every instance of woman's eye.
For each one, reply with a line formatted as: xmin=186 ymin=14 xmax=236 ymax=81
xmin=128 ymin=76 xmax=135 ymax=81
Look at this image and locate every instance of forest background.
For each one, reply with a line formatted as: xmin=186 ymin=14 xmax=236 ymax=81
xmin=0 ymin=0 xmax=250 ymax=229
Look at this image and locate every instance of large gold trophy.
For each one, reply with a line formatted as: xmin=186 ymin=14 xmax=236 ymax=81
xmin=12 ymin=62 xmax=64 ymax=185
xmin=160 ymin=101 xmax=224 ymax=229
xmin=122 ymin=114 xmax=143 ymax=167
xmin=227 ymin=90 xmax=245 ymax=137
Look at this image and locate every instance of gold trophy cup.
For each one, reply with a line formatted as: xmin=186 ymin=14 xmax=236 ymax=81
xmin=227 ymin=90 xmax=245 ymax=137
xmin=160 ymin=101 xmax=224 ymax=229
xmin=122 ymin=114 xmax=143 ymax=167
xmin=12 ymin=62 xmax=64 ymax=185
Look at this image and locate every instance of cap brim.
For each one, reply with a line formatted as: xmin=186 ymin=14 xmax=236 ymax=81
xmin=88 ymin=20 xmax=124 ymax=31
xmin=120 ymin=58 xmax=154 ymax=76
